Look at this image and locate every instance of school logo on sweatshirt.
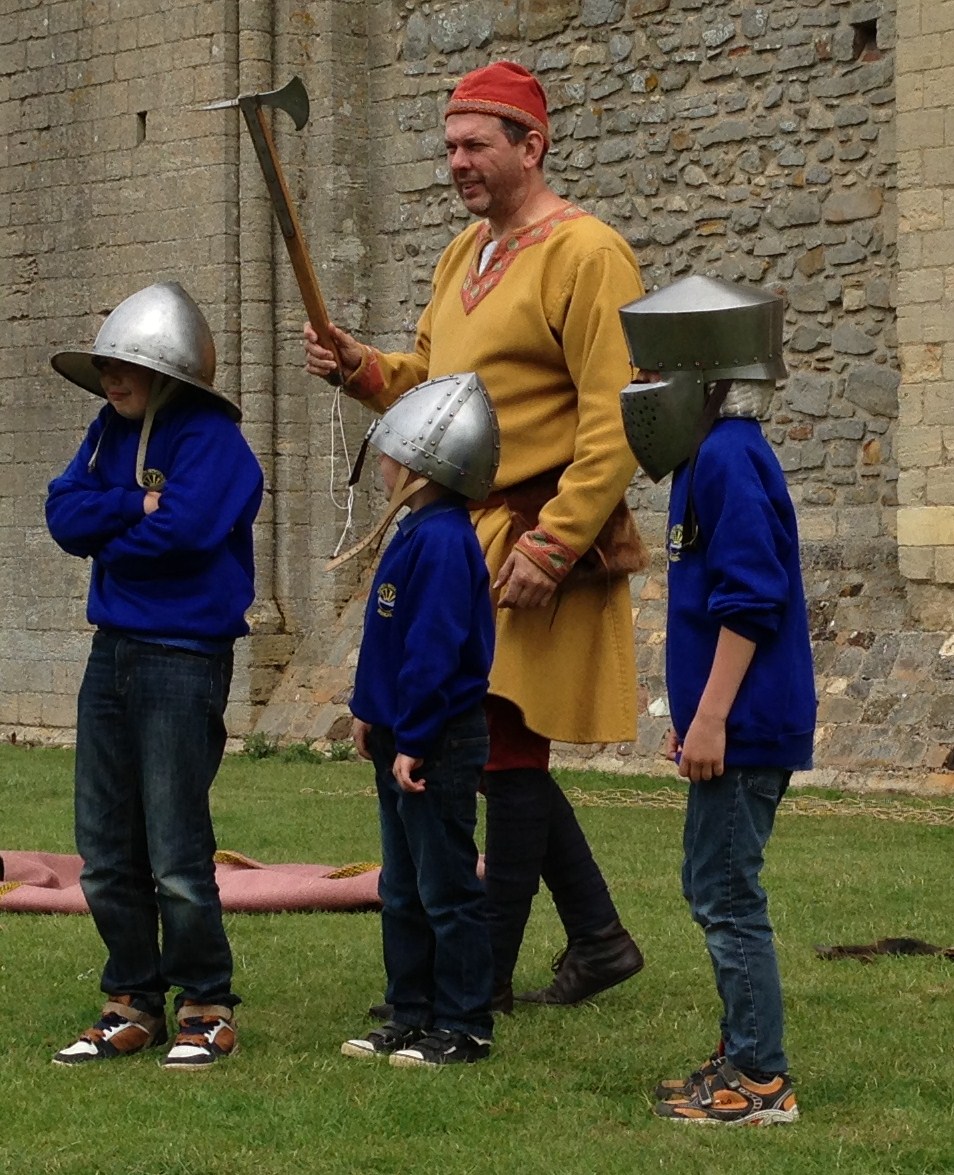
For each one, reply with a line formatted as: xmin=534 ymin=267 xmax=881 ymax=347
xmin=141 ymin=468 xmax=166 ymax=490
xmin=667 ymin=523 xmax=684 ymax=562
xmin=376 ymin=582 xmax=397 ymax=618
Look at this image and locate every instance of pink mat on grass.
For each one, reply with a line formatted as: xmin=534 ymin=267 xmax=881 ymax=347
xmin=0 ymin=850 xmax=382 ymax=914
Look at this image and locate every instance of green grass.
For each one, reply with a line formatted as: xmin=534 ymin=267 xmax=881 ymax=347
xmin=1 ymin=745 xmax=953 ymax=1174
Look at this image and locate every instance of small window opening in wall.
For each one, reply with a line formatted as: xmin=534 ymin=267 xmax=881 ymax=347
xmin=851 ymin=19 xmax=879 ymax=62
xmin=136 ymin=111 xmax=147 ymax=145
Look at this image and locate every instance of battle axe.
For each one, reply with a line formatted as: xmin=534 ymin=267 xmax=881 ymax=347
xmin=199 ymin=76 xmax=343 ymax=380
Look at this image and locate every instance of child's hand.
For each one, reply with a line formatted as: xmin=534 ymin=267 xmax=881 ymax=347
xmin=678 ymin=712 xmax=726 ymax=782
xmin=143 ymin=490 xmax=161 ymax=515
xmin=664 ymin=728 xmax=681 ymax=761
xmin=393 ymin=754 xmax=425 ymax=793
xmin=351 ymin=718 xmax=372 ymax=761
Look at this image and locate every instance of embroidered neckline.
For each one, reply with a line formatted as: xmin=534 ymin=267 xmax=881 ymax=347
xmin=460 ymin=205 xmax=589 ymax=314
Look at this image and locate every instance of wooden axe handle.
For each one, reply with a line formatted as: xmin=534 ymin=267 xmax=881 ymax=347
xmin=253 ymin=107 xmax=344 ymax=380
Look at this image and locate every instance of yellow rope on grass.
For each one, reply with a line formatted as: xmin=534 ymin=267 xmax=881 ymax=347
xmin=292 ymin=783 xmax=954 ymax=826
xmin=562 ymin=786 xmax=954 ymax=827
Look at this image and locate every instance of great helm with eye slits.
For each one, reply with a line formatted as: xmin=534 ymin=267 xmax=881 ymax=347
xmin=618 ymin=275 xmax=787 ymax=482
xmin=50 ymin=281 xmax=240 ymax=421
xmin=364 ymin=371 xmax=500 ymax=500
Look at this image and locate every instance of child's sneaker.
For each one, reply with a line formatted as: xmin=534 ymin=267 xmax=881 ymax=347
xmin=341 ymin=1021 xmax=426 ymax=1059
xmin=389 ymin=1028 xmax=490 ymax=1068
xmin=52 ymin=995 xmax=167 ymax=1065
xmin=160 ymin=1003 xmax=237 ymax=1070
xmin=653 ymin=1060 xmax=798 ymax=1125
xmin=654 ymin=1052 xmax=724 ymax=1101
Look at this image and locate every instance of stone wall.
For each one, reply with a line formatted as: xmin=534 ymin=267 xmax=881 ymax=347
xmin=2 ymin=0 xmax=241 ymax=733
xmin=895 ymin=0 xmax=954 ymax=584
xmin=267 ymin=0 xmax=954 ymax=788
xmin=0 ymin=0 xmax=371 ymax=738
xmin=3 ymin=0 xmax=953 ymax=788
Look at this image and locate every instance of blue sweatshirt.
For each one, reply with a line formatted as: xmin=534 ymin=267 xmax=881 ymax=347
xmin=350 ymin=498 xmax=495 ymax=759
xmin=46 ymin=399 xmax=264 ymax=642
xmin=666 ymin=418 xmax=816 ymax=770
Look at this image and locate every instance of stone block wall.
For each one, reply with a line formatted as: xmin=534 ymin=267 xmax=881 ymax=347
xmin=895 ymin=0 xmax=954 ymax=584
xmin=290 ymin=0 xmax=952 ymax=786
xmin=0 ymin=0 xmax=372 ymax=741
xmin=1 ymin=0 xmax=245 ymax=736
xmin=3 ymin=0 xmax=954 ymax=787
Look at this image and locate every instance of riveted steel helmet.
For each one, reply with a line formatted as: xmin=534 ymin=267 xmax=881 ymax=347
xmin=50 ymin=281 xmax=239 ymax=421
xmin=366 ymin=372 xmax=500 ymax=500
xmin=618 ymin=275 xmax=787 ymax=481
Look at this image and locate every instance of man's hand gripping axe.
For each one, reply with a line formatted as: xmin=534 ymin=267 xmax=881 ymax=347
xmin=199 ymin=76 xmax=343 ymax=382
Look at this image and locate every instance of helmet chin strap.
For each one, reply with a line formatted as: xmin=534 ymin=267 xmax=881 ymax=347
xmin=135 ymin=375 xmax=181 ymax=487
xmin=325 ymin=463 xmax=429 ymax=571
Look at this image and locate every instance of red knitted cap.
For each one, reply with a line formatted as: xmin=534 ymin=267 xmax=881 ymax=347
xmin=445 ymin=61 xmax=550 ymax=145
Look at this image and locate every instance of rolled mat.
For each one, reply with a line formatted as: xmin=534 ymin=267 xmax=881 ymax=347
xmin=0 ymin=850 xmax=382 ymax=915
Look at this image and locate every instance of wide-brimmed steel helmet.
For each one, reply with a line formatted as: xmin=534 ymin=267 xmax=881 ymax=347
xmin=618 ymin=275 xmax=787 ymax=482
xmin=50 ymin=281 xmax=239 ymax=420
xmin=366 ymin=372 xmax=500 ymax=500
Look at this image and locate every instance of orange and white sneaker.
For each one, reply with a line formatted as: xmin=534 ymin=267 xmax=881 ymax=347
xmin=653 ymin=1060 xmax=799 ymax=1125
xmin=52 ymin=995 xmax=167 ymax=1066
xmin=160 ymin=1003 xmax=237 ymax=1071
xmin=654 ymin=1052 xmax=725 ymax=1102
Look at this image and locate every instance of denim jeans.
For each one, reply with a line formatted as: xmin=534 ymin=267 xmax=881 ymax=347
xmin=681 ymin=765 xmax=791 ymax=1076
xmin=75 ymin=631 xmax=237 ymax=1014
xmin=369 ymin=707 xmax=494 ymax=1039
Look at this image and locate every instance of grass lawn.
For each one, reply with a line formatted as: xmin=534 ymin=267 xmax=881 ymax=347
xmin=1 ymin=744 xmax=953 ymax=1174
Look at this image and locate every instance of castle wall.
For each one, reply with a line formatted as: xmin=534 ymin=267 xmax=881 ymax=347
xmin=3 ymin=0 xmax=952 ymax=788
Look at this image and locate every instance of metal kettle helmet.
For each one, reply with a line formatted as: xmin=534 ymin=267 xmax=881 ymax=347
xmin=618 ymin=275 xmax=787 ymax=482
xmin=50 ymin=281 xmax=239 ymax=420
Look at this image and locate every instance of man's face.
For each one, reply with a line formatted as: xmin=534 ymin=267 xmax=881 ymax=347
xmin=444 ymin=112 xmax=530 ymax=221
xmin=96 ymin=358 xmax=152 ymax=420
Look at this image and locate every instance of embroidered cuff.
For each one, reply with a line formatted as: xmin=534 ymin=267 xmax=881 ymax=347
xmin=344 ymin=346 xmax=386 ymax=400
xmin=514 ymin=528 xmax=580 ymax=584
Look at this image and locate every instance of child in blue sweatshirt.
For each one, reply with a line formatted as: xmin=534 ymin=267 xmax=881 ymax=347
xmin=45 ymin=282 xmax=263 ymax=1071
xmin=620 ymin=275 xmax=816 ymax=1125
xmin=339 ymin=372 xmax=499 ymax=1068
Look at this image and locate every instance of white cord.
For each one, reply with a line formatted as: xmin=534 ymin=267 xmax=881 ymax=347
xmin=329 ymin=386 xmax=356 ymax=557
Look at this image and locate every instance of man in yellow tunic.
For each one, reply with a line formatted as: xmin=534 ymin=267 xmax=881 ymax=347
xmin=305 ymin=62 xmax=646 ymax=1009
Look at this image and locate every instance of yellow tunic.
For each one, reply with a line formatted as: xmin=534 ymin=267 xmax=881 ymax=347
xmin=347 ymin=206 xmax=645 ymax=743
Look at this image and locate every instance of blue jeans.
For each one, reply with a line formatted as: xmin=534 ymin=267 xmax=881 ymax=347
xmin=369 ymin=707 xmax=493 ymax=1039
xmin=75 ymin=631 xmax=237 ymax=1015
xmin=681 ymin=766 xmax=791 ymax=1076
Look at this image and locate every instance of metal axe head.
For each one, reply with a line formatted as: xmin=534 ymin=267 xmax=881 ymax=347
xmin=198 ymin=76 xmax=310 ymax=131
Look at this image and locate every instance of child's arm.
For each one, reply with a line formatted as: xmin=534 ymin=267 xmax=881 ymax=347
xmin=95 ymin=418 xmax=262 ymax=572
xmin=45 ymin=420 xmax=148 ymax=557
xmin=677 ymin=626 xmax=756 ymax=782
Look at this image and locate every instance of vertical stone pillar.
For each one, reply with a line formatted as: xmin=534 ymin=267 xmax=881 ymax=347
xmin=895 ymin=0 xmax=954 ymax=583
xmin=243 ymin=0 xmax=375 ymax=743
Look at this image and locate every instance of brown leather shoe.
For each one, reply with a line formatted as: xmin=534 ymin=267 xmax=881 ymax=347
xmin=514 ymin=919 xmax=644 ymax=1005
